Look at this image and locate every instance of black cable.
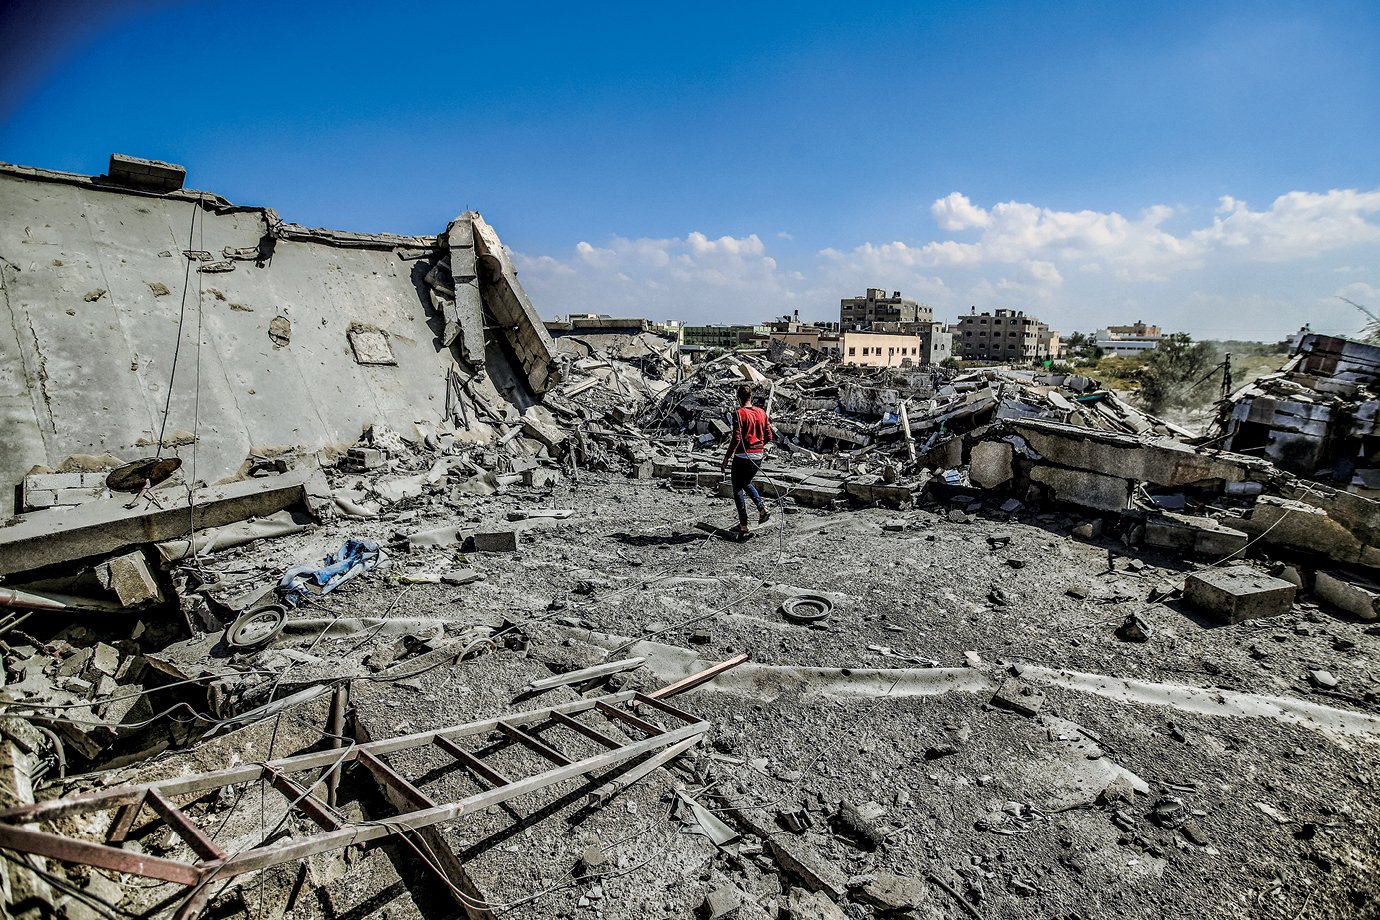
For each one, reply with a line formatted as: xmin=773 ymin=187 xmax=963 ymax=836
xmin=155 ymin=195 xmax=202 ymax=457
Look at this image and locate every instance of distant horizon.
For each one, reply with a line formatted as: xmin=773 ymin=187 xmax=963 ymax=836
xmin=2 ymin=1 xmax=1376 ymax=342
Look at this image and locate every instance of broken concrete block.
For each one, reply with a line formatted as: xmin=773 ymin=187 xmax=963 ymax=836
xmin=470 ymin=530 xmax=518 ymax=553
xmin=345 ymin=447 xmax=385 ymax=470
xmin=1314 ymin=570 xmax=1380 ymax=620
xmin=786 ymin=888 xmax=848 ymax=920
xmin=523 ymin=468 xmax=559 ymax=489
xmin=94 ymin=551 xmax=163 ymax=607
xmin=1144 ymin=512 xmax=1248 ymax=560
xmin=701 ymin=884 xmax=744 ymax=919
xmin=1029 ymin=465 xmax=1130 ymax=512
xmin=992 ymin=678 xmax=1045 ymax=717
xmin=969 ymin=440 xmax=1014 ymax=489
xmin=1184 ymin=566 xmax=1297 ymax=624
xmin=347 ymin=324 xmax=397 ymax=365
xmin=855 ymin=872 xmax=928 ymax=912
xmin=88 ymin=643 xmax=120 ymax=677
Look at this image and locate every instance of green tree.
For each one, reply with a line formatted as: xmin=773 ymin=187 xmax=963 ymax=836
xmin=1139 ymin=333 xmax=1217 ymax=413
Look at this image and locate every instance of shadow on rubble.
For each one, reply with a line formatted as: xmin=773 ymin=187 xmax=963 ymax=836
xmin=610 ymin=529 xmax=703 ymax=547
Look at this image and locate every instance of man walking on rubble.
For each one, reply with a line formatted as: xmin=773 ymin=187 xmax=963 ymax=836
xmin=721 ymin=383 xmax=774 ymax=537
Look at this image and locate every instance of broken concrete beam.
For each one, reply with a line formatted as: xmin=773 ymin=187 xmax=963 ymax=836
xmin=1313 ymin=571 xmax=1380 ymax=620
xmin=845 ymin=480 xmax=913 ymax=507
xmin=969 ymin=440 xmax=1014 ymax=489
xmin=1240 ymin=495 xmax=1379 ymax=569
xmin=1010 ymin=419 xmax=1266 ymax=486
xmin=1184 ymin=565 xmax=1297 ymax=623
xmin=469 ymin=212 xmax=556 ymax=395
xmin=0 ymin=718 xmax=53 ymax=914
xmin=0 ymin=468 xmax=324 ymax=577
xmin=1028 ymin=465 xmax=1131 ymax=512
xmin=107 ymin=153 xmax=185 ymax=192
xmin=1144 ymin=512 xmax=1248 ymax=560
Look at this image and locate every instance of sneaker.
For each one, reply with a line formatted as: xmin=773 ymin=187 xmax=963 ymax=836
xmin=758 ymin=507 xmax=771 ymax=524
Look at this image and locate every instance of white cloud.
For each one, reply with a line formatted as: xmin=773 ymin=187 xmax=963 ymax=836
xmin=515 ymin=231 xmax=802 ymax=323
xmin=514 ymin=185 xmax=1380 ymax=337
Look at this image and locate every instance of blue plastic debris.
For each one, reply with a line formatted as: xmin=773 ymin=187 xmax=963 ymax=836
xmin=278 ymin=539 xmax=388 ymax=606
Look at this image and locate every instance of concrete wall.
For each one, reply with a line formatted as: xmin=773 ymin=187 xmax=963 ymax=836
xmin=0 ymin=164 xmax=546 ymax=508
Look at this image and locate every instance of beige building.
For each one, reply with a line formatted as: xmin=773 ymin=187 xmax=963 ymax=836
xmin=841 ymin=330 xmax=927 ymax=367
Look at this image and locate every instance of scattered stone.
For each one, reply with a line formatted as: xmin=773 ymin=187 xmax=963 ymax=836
xmin=1072 ymin=520 xmax=1103 ymax=540
xmin=470 ymin=529 xmax=519 ymax=553
xmin=701 ymin=885 xmax=743 ymax=919
xmin=1308 ymin=669 xmax=1340 ymax=689
xmin=1116 ymin=612 xmax=1152 ymax=643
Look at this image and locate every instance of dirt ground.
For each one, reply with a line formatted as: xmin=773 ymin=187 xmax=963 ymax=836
xmin=66 ymin=464 xmax=1380 ymax=919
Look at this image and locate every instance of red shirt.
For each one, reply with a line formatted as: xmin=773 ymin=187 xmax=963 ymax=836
xmin=730 ymin=405 xmax=773 ymax=457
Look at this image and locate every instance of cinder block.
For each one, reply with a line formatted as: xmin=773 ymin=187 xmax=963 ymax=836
xmin=1184 ymin=565 xmax=1297 ymax=623
xmin=344 ymin=447 xmax=385 ymax=470
xmin=470 ymin=530 xmax=518 ymax=553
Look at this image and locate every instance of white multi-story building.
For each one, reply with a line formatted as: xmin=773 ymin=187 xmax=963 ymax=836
xmin=1095 ymin=321 xmax=1162 ymax=357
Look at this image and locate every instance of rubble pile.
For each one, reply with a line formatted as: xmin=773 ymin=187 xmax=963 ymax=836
xmin=1 ymin=158 xmax=1379 ymax=920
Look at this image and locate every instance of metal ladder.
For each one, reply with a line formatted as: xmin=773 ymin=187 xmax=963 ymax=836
xmin=0 ymin=689 xmax=709 ymax=918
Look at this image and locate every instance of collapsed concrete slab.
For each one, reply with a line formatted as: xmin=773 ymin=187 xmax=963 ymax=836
xmin=0 ymin=468 xmax=325 ymax=576
xmin=1144 ymin=512 xmax=1248 ymax=560
xmin=1009 ymin=419 xmax=1267 ymax=488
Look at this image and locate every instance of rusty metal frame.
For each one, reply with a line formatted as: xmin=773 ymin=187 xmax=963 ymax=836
xmin=0 ymin=689 xmax=708 ymax=907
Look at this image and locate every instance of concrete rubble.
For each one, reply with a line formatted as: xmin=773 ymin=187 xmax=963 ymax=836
xmin=0 ymin=157 xmax=1378 ymax=919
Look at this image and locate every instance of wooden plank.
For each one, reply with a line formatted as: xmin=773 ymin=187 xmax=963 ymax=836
xmin=595 ymin=701 xmax=663 ymax=737
xmin=645 ymin=654 xmax=749 ymax=701
xmin=528 ymin=657 xmax=645 ymax=692
xmin=549 ymin=710 xmax=621 ymax=749
xmin=435 ymin=736 xmax=510 ymax=788
xmin=355 ymin=751 xmax=436 ymax=813
xmin=497 ymin=721 xmax=572 ymax=766
xmin=631 ymin=692 xmax=699 ymax=726
xmin=588 ymin=735 xmax=702 ymax=808
xmin=144 ymin=790 xmax=225 ymax=861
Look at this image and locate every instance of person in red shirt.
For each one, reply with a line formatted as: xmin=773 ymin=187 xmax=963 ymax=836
xmin=720 ymin=384 xmax=774 ymax=536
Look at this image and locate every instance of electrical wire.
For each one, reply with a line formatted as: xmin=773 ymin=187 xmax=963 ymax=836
xmin=154 ymin=196 xmax=202 ymax=458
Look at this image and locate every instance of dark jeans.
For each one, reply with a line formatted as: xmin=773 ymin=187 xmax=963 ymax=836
xmin=730 ymin=456 xmax=764 ymax=528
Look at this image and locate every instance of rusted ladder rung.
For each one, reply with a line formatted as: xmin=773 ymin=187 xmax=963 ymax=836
xmin=434 ymin=736 xmax=511 ymax=787
xmin=631 ymin=692 xmax=699 ymax=726
xmin=145 ymin=790 xmax=225 ymax=861
xmin=106 ymin=796 xmax=144 ymax=844
xmin=549 ymin=710 xmax=621 ymax=749
xmin=496 ymin=721 xmax=572 ymax=766
xmin=356 ymin=751 xmax=436 ymax=812
xmin=262 ymin=766 xmax=342 ymax=831
xmin=595 ymin=701 xmax=663 ymax=737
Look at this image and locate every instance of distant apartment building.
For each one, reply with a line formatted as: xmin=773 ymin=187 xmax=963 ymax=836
xmin=680 ymin=323 xmax=768 ymax=349
xmin=758 ymin=311 xmax=842 ymax=355
xmin=953 ymin=308 xmax=1060 ymax=362
xmin=840 ymin=289 xmax=934 ymax=330
xmin=842 ymin=331 xmax=920 ymax=367
xmin=1094 ymin=321 xmax=1162 ymax=357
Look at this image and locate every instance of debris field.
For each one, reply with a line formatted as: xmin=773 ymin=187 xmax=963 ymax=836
xmin=0 ymin=156 xmax=1377 ymax=920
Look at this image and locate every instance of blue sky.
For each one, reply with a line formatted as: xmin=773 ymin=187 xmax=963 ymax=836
xmin=3 ymin=0 xmax=1379 ymax=339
